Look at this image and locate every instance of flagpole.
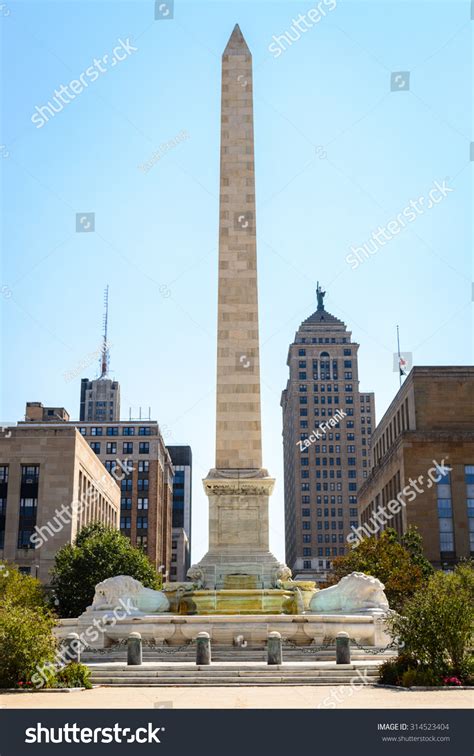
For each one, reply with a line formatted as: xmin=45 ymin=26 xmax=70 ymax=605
xmin=397 ymin=325 xmax=402 ymax=388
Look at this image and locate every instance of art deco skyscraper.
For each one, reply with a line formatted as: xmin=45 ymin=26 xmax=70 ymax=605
xmin=281 ymin=289 xmax=375 ymax=584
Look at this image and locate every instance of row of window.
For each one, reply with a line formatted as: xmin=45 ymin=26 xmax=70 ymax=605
xmin=81 ymin=427 xmax=153 ymax=437
xmin=90 ymin=442 xmax=150 ymax=454
xmin=121 ymin=479 xmax=149 ymax=491
xmin=302 ymin=506 xmax=358 ymax=517
xmin=298 ymin=346 xmax=352 ymax=353
xmin=302 ymin=547 xmax=345 ymax=565
xmin=302 ymin=482 xmax=359 ymax=491
xmin=302 ymin=520 xmax=358 ymax=531
xmin=105 ymin=459 xmax=149 ymax=473
xmin=120 ymin=516 xmax=148 ymax=529
xmin=121 ymin=497 xmax=149 ymax=509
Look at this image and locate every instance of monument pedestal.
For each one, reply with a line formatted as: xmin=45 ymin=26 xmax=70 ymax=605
xmin=196 ymin=469 xmax=284 ymax=589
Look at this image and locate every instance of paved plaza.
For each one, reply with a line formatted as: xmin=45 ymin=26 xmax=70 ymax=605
xmin=1 ymin=686 xmax=472 ymax=710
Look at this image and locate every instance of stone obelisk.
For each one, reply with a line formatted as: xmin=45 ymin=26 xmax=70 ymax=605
xmin=197 ymin=25 xmax=283 ymax=590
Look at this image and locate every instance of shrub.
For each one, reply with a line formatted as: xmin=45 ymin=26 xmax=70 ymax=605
xmin=379 ymin=653 xmax=418 ymax=686
xmin=0 ymin=560 xmax=48 ymax=611
xmin=401 ymin=667 xmax=440 ymax=688
xmin=53 ymin=662 xmax=92 ymax=690
xmin=387 ymin=563 xmax=474 ymax=677
xmin=0 ymin=602 xmax=57 ymax=689
xmin=51 ymin=523 xmax=160 ymax=617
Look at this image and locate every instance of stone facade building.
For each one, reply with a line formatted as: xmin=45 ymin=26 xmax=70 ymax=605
xmin=281 ymin=292 xmax=375 ymax=583
xmin=358 ymin=367 xmax=474 ymax=568
xmin=21 ymin=404 xmax=173 ymax=575
xmin=0 ymin=425 xmax=120 ymax=584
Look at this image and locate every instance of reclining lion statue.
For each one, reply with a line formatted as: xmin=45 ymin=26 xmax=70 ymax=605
xmin=90 ymin=575 xmax=170 ymax=614
xmin=309 ymin=572 xmax=389 ymax=614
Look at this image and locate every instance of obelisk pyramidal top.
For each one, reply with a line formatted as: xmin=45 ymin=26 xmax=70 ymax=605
xmin=216 ymin=23 xmax=262 ymax=471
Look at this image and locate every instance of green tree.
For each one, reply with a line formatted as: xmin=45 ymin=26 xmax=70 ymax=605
xmin=387 ymin=563 xmax=474 ymax=677
xmin=50 ymin=523 xmax=159 ymax=617
xmin=328 ymin=527 xmax=432 ymax=612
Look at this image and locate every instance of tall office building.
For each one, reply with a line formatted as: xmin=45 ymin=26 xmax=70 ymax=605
xmin=167 ymin=446 xmax=192 ymax=581
xmin=22 ymin=404 xmax=173 ymax=574
xmin=79 ymin=378 xmax=121 ymax=422
xmin=281 ymin=288 xmax=375 ymax=584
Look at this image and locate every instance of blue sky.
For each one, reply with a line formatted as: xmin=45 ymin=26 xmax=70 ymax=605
xmin=1 ymin=0 xmax=472 ymax=563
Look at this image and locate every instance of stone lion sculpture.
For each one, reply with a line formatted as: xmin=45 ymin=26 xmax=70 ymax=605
xmin=186 ymin=564 xmax=204 ymax=588
xmin=309 ymin=572 xmax=389 ymax=614
xmin=90 ymin=575 xmax=170 ymax=614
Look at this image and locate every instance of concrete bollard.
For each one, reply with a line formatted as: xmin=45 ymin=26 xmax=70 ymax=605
xmin=196 ymin=631 xmax=211 ymax=665
xmin=64 ymin=633 xmax=82 ymax=664
xmin=267 ymin=631 xmax=282 ymax=665
xmin=127 ymin=632 xmax=143 ymax=666
xmin=336 ymin=632 xmax=351 ymax=664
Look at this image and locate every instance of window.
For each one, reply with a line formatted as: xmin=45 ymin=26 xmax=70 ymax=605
xmin=79 ymin=427 xmax=87 ymax=436
xmin=22 ymin=465 xmax=39 ymax=483
xmin=438 ymin=472 xmax=454 ymax=553
xmin=302 ymin=522 xmax=311 ymax=530
xmin=121 ymin=479 xmax=132 ymax=492
xmin=121 ymin=497 xmax=132 ymax=510
xmin=137 ymin=516 xmax=148 ymax=530
xmin=20 ymin=498 xmax=37 ymax=515
xmin=107 ymin=427 xmax=118 ymax=436
xmin=91 ymin=427 xmax=103 ymax=436
xmin=123 ymin=442 xmax=133 ymax=454
xmin=139 ymin=427 xmax=152 ymax=436
xmin=17 ymin=530 xmax=35 ymax=549
xmin=303 ymin=548 xmax=312 ymax=556
xmin=136 ymin=535 xmax=148 ymax=550
xmin=139 ymin=442 xmax=150 ymax=454
xmin=0 ymin=466 xmax=8 ymax=483
xmin=298 ymin=349 xmax=306 ymax=356
xmin=138 ymin=479 xmax=149 ymax=492
xmin=120 ymin=516 xmax=131 ymax=530
xmin=303 ymin=560 xmax=312 ymax=569
xmin=106 ymin=442 xmax=117 ymax=454
xmin=123 ymin=427 xmax=135 ymax=436
xmin=465 ymin=466 xmax=474 ymax=551
xmin=299 ymin=372 xmax=307 ymax=380
xmin=303 ymin=534 xmax=311 ymax=543
xmin=302 ymin=508 xmax=310 ymax=517
xmin=90 ymin=442 xmax=100 ymax=454
xmin=138 ymin=460 xmax=149 ymax=473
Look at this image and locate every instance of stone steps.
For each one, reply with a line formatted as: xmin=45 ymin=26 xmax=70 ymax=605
xmin=88 ymin=663 xmax=380 ymax=687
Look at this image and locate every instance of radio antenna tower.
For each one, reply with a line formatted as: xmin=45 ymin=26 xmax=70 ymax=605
xmin=100 ymin=285 xmax=110 ymax=378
